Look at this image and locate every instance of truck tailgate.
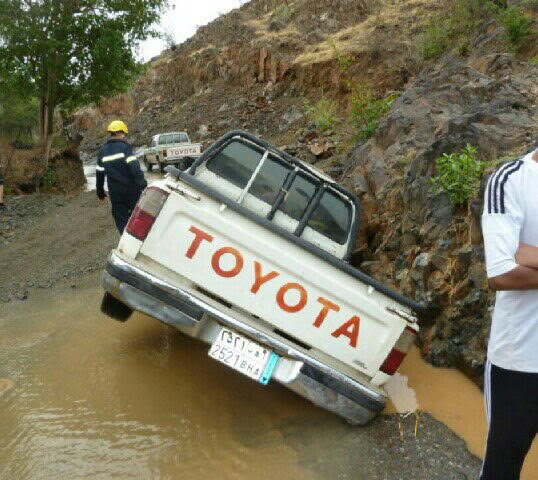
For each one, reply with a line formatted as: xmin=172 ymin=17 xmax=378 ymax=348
xmin=167 ymin=144 xmax=201 ymax=158
xmin=138 ymin=190 xmax=408 ymax=378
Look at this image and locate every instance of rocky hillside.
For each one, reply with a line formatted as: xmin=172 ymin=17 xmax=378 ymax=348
xmin=73 ymin=0 xmax=432 ymax=160
xmin=70 ymin=0 xmax=537 ymax=382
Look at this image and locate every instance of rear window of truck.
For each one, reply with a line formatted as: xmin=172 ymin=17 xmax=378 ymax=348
xmin=158 ymin=135 xmax=170 ymax=145
xmin=169 ymin=133 xmax=189 ymax=143
xmin=206 ymin=140 xmax=264 ymax=188
xmin=206 ymin=140 xmax=351 ymax=245
xmin=308 ymin=190 xmax=351 ymax=245
xmin=158 ymin=133 xmax=188 ymax=145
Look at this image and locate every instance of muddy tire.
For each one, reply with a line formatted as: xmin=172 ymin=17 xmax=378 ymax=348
xmin=101 ymin=292 xmax=133 ymax=322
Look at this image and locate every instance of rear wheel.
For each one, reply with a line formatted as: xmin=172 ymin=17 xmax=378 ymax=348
xmin=101 ymin=292 xmax=133 ymax=322
xmin=183 ymin=156 xmax=195 ymax=170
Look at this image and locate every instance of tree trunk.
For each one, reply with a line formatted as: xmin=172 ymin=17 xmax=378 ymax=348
xmin=39 ymin=94 xmax=46 ymax=144
xmin=42 ymin=82 xmax=56 ymax=180
xmin=45 ymin=86 xmax=55 ymax=138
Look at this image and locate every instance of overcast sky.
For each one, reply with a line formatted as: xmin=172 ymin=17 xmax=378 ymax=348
xmin=139 ymin=0 xmax=246 ymax=61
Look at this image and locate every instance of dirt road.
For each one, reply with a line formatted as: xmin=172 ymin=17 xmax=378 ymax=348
xmin=0 ymin=192 xmax=118 ymax=302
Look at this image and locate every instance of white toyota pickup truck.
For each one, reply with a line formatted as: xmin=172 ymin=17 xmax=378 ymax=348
xmin=101 ymin=131 xmax=424 ymax=424
xmin=144 ymin=131 xmax=202 ymax=173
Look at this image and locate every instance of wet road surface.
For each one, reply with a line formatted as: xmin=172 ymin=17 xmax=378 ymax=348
xmin=0 ymin=280 xmax=319 ymax=479
xmin=1 ymin=275 xmax=533 ymax=479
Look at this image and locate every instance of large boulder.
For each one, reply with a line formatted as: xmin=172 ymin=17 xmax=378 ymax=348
xmin=343 ymin=54 xmax=537 ymax=380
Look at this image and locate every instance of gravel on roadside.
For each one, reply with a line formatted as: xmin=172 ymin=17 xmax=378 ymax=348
xmin=0 ymin=191 xmax=118 ymax=302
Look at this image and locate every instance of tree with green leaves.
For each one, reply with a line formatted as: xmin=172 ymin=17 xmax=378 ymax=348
xmin=0 ymin=77 xmax=39 ymax=139
xmin=0 ymin=0 xmax=168 ymax=145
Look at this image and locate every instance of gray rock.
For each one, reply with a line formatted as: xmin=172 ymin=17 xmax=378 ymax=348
xmin=457 ymin=247 xmax=473 ymax=272
xmin=414 ymin=252 xmax=431 ymax=270
xmin=282 ymin=105 xmax=304 ymax=125
xmin=350 ymin=172 xmax=369 ymax=195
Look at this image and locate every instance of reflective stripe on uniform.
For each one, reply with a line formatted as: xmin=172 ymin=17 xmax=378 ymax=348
xmin=126 ymin=156 xmax=137 ymax=163
xmin=102 ymin=153 xmax=125 ymax=162
xmin=95 ymin=166 xmax=105 ymax=172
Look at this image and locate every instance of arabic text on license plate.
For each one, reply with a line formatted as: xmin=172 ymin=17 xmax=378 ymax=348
xmin=208 ymin=328 xmax=278 ymax=384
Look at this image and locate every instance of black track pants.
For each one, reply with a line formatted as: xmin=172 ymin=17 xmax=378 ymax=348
xmin=480 ymin=362 xmax=538 ymax=480
xmin=111 ymin=199 xmax=135 ymax=234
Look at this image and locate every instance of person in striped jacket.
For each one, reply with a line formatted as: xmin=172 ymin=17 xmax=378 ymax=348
xmin=96 ymin=120 xmax=147 ymax=233
xmin=481 ymin=143 xmax=538 ymax=479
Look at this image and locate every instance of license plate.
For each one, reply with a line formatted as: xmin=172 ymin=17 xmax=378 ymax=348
xmin=208 ymin=328 xmax=279 ymax=385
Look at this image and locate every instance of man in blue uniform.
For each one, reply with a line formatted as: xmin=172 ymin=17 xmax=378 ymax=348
xmin=96 ymin=120 xmax=147 ymax=233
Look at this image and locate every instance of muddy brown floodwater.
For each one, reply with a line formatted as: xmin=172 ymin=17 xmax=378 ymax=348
xmin=0 ymin=276 xmax=535 ymax=479
xmin=387 ymin=349 xmax=538 ymax=479
xmin=0 ymin=281 xmax=322 ymax=480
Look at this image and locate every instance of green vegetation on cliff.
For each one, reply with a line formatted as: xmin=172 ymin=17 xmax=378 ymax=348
xmin=431 ymin=145 xmax=485 ymax=207
xmin=421 ymin=0 xmax=535 ymax=59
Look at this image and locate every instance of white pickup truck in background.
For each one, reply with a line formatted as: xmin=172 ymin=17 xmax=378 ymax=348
xmin=101 ymin=131 xmax=424 ymax=424
xmin=143 ymin=131 xmax=202 ymax=173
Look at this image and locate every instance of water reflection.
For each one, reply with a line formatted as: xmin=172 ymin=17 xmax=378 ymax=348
xmin=0 ymin=285 xmax=317 ymax=480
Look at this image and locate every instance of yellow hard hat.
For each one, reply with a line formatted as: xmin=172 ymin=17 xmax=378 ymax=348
xmin=107 ymin=120 xmax=128 ymax=134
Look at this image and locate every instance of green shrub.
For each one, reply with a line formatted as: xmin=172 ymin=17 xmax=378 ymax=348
xmin=420 ymin=0 xmax=484 ymax=60
xmin=349 ymin=84 xmax=398 ymax=142
xmin=304 ymin=97 xmax=339 ymax=132
xmin=52 ymin=135 xmax=69 ymax=150
xmin=271 ymin=4 xmax=294 ymax=25
xmin=431 ymin=144 xmax=485 ymax=207
xmin=42 ymin=166 xmax=57 ymax=192
xmin=498 ymin=6 xmax=534 ymax=50
xmin=331 ymin=40 xmax=354 ymax=73
xmin=419 ymin=0 xmax=533 ymax=59
xmin=421 ymin=23 xmax=451 ymax=60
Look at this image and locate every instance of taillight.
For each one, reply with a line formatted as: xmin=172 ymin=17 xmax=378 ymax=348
xmin=380 ymin=326 xmax=417 ymax=375
xmin=126 ymin=187 xmax=169 ymax=240
xmin=162 ymin=149 xmax=167 ymax=157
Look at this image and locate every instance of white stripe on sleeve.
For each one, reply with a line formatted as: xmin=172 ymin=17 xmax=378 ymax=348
xmin=102 ymin=153 xmax=125 ymax=162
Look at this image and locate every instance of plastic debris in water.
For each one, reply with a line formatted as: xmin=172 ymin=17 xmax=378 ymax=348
xmin=385 ymin=372 xmax=419 ymax=414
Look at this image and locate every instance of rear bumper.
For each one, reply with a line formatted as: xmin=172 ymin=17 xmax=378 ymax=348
xmin=103 ymin=251 xmax=386 ymax=424
xmin=151 ymin=157 xmax=197 ymax=165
